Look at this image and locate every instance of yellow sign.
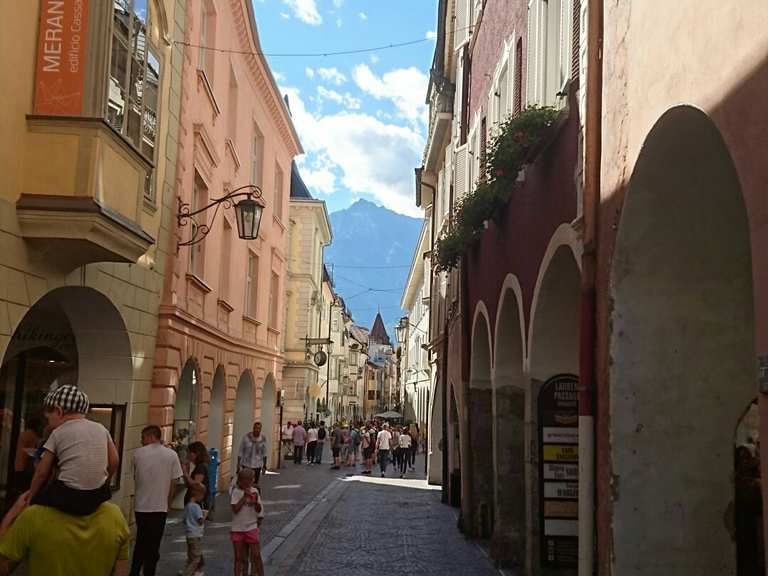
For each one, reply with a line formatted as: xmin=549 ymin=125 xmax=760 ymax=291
xmin=543 ymin=444 xmax=578 ymax=462
xmin=544 ymin=500 xmax=578 ymax=519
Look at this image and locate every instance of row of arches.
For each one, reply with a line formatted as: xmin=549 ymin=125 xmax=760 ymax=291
xmin=459 ymin=106 xmax=761 ymax=574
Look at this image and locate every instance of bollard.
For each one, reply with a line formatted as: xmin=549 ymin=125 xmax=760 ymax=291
xmin=208 ymin=447 xmax=219 ymax=512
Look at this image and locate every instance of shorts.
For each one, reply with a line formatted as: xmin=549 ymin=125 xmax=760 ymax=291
xmin=332 ymin=446 xmax=341 ymax=458
xmin=363 ymin=446 xmax=373 ymax=459
xmin=231 ymin=528 xmax=260 ymax=544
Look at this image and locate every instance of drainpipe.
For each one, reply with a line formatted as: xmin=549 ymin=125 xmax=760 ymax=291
xmin=579 ymin=1 xmax=603 ymax=575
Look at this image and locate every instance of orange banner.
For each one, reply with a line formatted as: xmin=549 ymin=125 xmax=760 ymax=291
xmin=34 ymin=0 xmax=89 ymax=115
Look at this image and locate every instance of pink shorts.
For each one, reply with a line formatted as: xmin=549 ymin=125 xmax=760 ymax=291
xmin=231 ymin=528 xmax=260 ymax=544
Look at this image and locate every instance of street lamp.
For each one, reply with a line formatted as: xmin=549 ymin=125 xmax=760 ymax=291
xmin=177 ymin=184 xmax=264 ymax=247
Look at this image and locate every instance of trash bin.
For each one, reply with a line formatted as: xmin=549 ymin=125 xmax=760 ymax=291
xmin=208 ymin=448 xmax=219 ymax=511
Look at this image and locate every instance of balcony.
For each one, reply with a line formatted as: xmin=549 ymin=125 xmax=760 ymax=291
xmin=16 ymin=116 xmax=155 ymax=270
xmin=423 ymin=75 xmax=455 ymax=172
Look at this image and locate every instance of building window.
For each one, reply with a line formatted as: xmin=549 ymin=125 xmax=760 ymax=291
xmin=250 ymin=125 xmax=264 ymax=187
xmin=269 ymin=272 xmax=279 ymax=328
xmin=220 ymin=218 xmax=232 ymax=299
xmin=198 ymin=0 xmax=216 ymax=81
xmin=245 ymin=252 xmax=258 ymax=317
xmin=527 ymin=0 xmax=572 ymax=107
xmin=274 ymin=162 xmax=284 ymax=220
xmin=108 ymin=0 xmax=161 ymax=197
xmin=188 ymin=175 xmax=207 ymax=278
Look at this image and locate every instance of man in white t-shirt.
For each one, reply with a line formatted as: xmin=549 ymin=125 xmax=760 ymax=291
xmin=376 ymin=423 xmax=393 ymax=478
xmin=130 ymin=425 xmax=184 ymax=576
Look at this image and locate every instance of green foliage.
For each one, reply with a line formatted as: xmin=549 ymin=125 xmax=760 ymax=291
xmin=432 ymin=106 xmax=560 ymax=272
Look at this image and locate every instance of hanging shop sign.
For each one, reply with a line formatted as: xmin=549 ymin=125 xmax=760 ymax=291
xmin=34 ymin=0 xmax=89 ymax=115
xmin=539 ymin=374 xmax=579 ymax=568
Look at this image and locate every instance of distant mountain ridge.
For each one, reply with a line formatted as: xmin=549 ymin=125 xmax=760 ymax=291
xmin=325 ymin=199 xmax=422 ymax=334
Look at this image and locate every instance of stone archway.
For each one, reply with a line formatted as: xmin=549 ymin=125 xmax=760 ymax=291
xmin=491 ymin=280 xmax=527 ymax=567
xmin=529 ymin=244 xmax=581 ymax=573
xmin=260 ymin=374 xmax=277 ymax=468
xmin=610 ymin=106 xmax=755 ymax=575
xmin=0 ymin=286 xmax=132 ymax=507
xmin=232 ymin=370 xmax=255 ymax=465
xmin=468 ymin=307 xmax=494 ymax=539
xmin=428 ymin=374 xmax=443 ymax=485
xmin=207 ymin=365 xmax=226 ymax=456
xmin=175 ymin=359 xmax=200 ymax=446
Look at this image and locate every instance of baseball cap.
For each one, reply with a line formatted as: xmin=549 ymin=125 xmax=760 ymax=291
xmin=43 ymin=385 xmax=90 ymax=415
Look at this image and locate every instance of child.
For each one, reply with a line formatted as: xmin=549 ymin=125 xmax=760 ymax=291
xmin=231 ymin=468 xmax=265 ymax=576
xmin=27 ymin=385 xmax=120 ymax=515
xmin=182 ymin=484 xmax=207 ymax=576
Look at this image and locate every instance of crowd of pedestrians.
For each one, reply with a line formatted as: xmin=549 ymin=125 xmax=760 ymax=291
xmin=280 ymin=419 xmax=422 ymax=478
xmin=0 ymin=385 xmax=423 ymax=576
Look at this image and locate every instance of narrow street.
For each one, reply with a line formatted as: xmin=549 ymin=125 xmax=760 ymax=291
xmin=156 ymin=453 xmax=499 ymax=576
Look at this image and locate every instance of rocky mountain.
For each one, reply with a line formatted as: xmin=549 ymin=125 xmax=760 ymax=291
xmin=325 ymin=199 xmax=423 ymax=335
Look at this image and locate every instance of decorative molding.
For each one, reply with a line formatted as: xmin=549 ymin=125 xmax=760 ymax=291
xmin=217 ymin=298 xmax=235 ymax=312
xmin=186 ymin=272 xmax=213 ymax=293
xmin=225 ymin=138 xmax=241 ymax=171
xmin=197 ymin=69 xmax=221 ymax=117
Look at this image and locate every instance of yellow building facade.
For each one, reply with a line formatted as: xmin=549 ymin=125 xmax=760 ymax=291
xmin=0 ymin=0 xmax=184 ymax=514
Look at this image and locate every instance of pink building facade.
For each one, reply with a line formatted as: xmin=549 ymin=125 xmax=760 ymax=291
xmin=150 ymin=0 xmax=301 ymax=484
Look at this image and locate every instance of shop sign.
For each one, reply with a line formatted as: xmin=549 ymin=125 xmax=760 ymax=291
xmin=34 ymin=0 xmax=89 ymax=115
xmin=539 ymin=374 xmax=579 ymax=569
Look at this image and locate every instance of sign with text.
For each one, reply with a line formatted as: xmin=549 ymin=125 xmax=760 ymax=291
xmin=539 ymin=374 xmax=579 ymax=569
xmin=34 ymin=0 xmax=89 ymax=115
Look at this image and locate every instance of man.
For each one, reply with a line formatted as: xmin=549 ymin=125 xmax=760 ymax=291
xmin=314 ymin=421 xmax=327 ymax=464
xmin=131 ymin=425 xmax=184 ymax=576
xmin=281 ymin=421 xmax=294 ymax=459
xmin=376 ymin=423 xmax=393 ymax=478
xmin=0 ymin=490 xmax=130 ymax=575
xmin=238 ymin=421 xmax=267 ymax=484
xmin=330 ymin=423 xmax=344 ymax=470
xmin=292 ymin=421 xmax=307 ymax=464
xmin=306 ymin=422 xmax=318 ymax=464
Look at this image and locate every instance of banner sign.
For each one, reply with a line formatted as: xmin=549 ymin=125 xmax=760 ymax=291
xmin=539 ymin=374 xmax=579 ymax=568
xmin=34 ymin=0 xmax=89 ymax=115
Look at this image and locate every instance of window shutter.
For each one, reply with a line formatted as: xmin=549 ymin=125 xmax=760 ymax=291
xmin=498 ymin=65 xmax=509 ymax=119
xmin=454 ymin=53 xmax=464 ymax=141
xmin=461 ymin=49 xmax=471 ymax=144
xmin=454 ymin=144 xmax=469 ymax=200
xmin=513 ymin=38 xmax=523 ymax=115
xmin=571 ymin=0 xmax=581 ymax=80
xmin=526 ymin=3 xmax=538 ymax=106
xmin=455 ymin=0 xmax=470 ymax=50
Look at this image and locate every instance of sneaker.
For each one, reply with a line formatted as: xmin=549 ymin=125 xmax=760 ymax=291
xmin=381 ymin=473 xmax=385 ymax=477
xmin=400 ymin=474 xmax=404 ymax=478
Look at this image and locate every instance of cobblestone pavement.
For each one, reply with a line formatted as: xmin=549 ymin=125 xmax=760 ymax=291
xmin=155 ymin=447 xmax=345 ymax=576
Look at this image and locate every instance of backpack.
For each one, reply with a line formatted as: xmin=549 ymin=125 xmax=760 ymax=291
xmin=318 ymin=427 xmax=327 ymax=440
xmin=361 ymin=433 xmax=370 ymax=449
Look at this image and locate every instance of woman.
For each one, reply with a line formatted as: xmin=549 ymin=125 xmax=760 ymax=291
xmin=184 ymin=441 xmax=211 ymax=510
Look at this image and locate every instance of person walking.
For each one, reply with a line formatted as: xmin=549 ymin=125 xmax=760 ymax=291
xmin=292 ymin=421 xmax=307 ymax=464
xmin=350 ymin=423 xmax=361 ymax=466
xmin=238 ymin=422 xmax=267 ymax=484
xmin=360 ymin=425 xmax=373 ymax=475
xmin=281 ymin=422 xmax=294 ymax=460
xmin=391 ymin=426 xmax=402 ymax=473
xmin=130 ymin=424 xmax=184 ymax=576
xmin=330 ymin=423 xmax=344 ymax=470
xmin=398 ymin=428 xmax=412 ymax=478
xmin=376 ymin=423 xmax=393 ymax=477
xmin=184 ymin=442 xmax=210 ymax=510
xmin=230 ymin=468 xmax=265 ymax=576
xmin=306 ymin=422 xmax=318 ymax=464
xmin=315 ymin=421 xmax=327 ymax=464
xmin=181 ymin=484 xmax=206 ymax=576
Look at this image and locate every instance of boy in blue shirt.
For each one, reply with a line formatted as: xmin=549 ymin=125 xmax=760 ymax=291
xmin=182 ymin=484 xmax=207 ymax=576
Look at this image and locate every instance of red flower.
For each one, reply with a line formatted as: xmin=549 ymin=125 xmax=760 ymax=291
xmin=495 ymin=167 xmax=505 ymax=178
xmin=513 ymin=130 xmax=526 ymax=142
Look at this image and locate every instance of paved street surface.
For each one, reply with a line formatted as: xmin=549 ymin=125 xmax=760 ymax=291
xmin=155 ymin=452 xmax=500 ymax=576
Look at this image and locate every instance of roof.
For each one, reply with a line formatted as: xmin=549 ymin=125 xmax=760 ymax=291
xmin=290 ymin=161 xmax=313 ymax=199
xmin=349 ymin=325 xmax=370 ymax=344
xmin=369 ymin=313 xmax=391 ymax=345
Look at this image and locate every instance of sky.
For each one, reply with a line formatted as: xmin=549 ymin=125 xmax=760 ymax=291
xmin=252 ymin=0 xmax=438 ymax=217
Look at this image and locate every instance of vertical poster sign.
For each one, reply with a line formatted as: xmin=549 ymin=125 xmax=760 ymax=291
xmin=539 ymin=374 xmax=579 ymax=568
xmin=34 ymin=0 xmax=89 ymax=115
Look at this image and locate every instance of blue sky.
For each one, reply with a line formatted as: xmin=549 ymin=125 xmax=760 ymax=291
xmin=252 ymin=0 xmax=438 ymax=216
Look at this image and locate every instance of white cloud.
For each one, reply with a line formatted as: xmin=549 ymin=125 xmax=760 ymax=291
xmin=369 ymin=54 xmax=380 ymax=64
xmin=305 ymin=67 xmax=315 ymax=78
xmin=282 ymin=86 xmax=424 ymax=216
xmin=336 ymin=17 xmax=343 ymax=28
xmin=317 ymin=67 xmax=347 ymax=85
xmin=316 ymin=86 xmax=361 ymax=109
xmin=280 ymin=11 xmax=291 ymax=19
xmin=273 ymin=71 xmax=286 ymax=82
xmin=282 ymin=0 xmax=322 ymax=26
xmin=332 ymin=0 xmax=344 ymax=7
xmin=352 ymin=64 xmax=429 ymax=126
xmin=426 ymin=30 xmax=437 ymax=40
xmin=359 ymin=12 xmax=368 ymax=21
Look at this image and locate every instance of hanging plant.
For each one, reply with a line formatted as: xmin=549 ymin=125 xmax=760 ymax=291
xmin=433 ymin=106 xmax=560 ymax=272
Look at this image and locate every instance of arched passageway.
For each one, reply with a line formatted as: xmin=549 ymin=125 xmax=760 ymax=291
xmin=0 ymin=287 xmax=132 ymax=508
xmin=491 ymin=285 xmax=527 ymax=567
xmin=260 ymin=374 xmax=277 ymax=468
xmin=174 ymin=359 xmax=200 ymax=447
xmin=529 ymin=245 xmax=580 ymax=572
xmin=610 ymin=106 xmax=755 ymax=575
xmin=428 ymin=376 xmax=443 ymax=485
xmin=232 ymin=370 xmax=254 ymax=468
xmin=207 ymin=366 xmax=226 ymax=456
xmin=468 ymin=311 xmax=494 ymax=538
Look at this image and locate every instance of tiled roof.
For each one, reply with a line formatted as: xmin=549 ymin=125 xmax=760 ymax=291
xmin=290 ymin=161 xmax=313 ymax=199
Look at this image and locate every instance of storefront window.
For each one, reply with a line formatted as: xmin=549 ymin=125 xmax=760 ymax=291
xmin=87 ymin=404 xmax=127 ymax=491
